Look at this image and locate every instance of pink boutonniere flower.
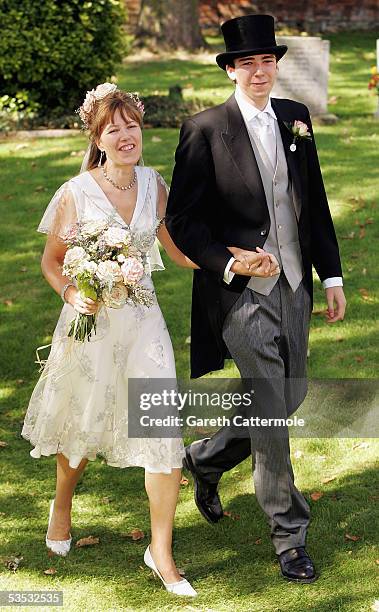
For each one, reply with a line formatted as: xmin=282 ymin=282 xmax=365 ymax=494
xmin=284 ymin=120 xmax=312 ymax=152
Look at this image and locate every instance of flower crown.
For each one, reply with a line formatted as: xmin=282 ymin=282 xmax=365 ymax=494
xmin=77 ymin=82 xmax=145 ymax=128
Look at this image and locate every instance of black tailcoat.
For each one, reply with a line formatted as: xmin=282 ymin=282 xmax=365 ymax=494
xmin=165 ymin=95 xmax=343 ymax=378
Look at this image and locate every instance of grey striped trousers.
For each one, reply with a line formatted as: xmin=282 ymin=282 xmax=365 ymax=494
xmin=189 ymin=274 xmax=312 ymax=554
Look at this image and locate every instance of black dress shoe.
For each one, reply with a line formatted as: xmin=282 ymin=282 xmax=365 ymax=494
xmin=183 ymin=448 xmax=224 ymax=524
xmin=278 ymin=547 xmax=317 ymax=583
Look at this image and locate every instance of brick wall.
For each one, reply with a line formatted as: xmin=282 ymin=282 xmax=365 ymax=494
xmin=125 ymin=0 xmax=379 ymax=33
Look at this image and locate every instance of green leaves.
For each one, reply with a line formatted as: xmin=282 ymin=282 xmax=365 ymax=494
xmin=0 ymin=0 xmax=126 ymax=121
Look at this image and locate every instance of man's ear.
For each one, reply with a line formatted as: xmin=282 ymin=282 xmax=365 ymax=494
xmin=226 ymin=65 xmax=236 ymax=82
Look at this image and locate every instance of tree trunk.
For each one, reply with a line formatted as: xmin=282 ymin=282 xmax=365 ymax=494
xmin=134 ymin=0 xmax=207 ymax=51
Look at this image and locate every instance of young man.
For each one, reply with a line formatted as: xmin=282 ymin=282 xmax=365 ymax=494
xmin=166 ymin=14 xmax=346 ymax=583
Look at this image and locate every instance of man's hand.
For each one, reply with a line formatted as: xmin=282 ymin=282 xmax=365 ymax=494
xmin=228 ymin=247 xmax=280 ymax=278
xmin=325 ymin=286 xmax=346 ymax=323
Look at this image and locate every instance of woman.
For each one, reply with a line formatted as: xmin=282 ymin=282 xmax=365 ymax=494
xmin=21 ymin=83 xmax=274 ymax=597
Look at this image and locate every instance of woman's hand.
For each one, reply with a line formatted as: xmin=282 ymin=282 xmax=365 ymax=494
xmin=228 ymin=247 xmax=280 ymax=278
xmin=255 ymin=247 xmax=280 ymax=277
xmin=65 ymin=286 xmax=100 ymax=315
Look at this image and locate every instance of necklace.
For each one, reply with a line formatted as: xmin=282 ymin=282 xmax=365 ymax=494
xmin=102 ymin=165 xmax=137 ymax=191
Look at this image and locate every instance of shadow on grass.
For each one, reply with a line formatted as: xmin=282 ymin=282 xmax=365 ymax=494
xmin=0 ymin=457 xmax=377 ymax=608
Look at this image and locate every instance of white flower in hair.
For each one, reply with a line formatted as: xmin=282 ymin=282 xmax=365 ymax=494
xmin=127 ymin=93 xmax=145 ymax=116
xmin=77 ymin=82 xmax=117 ymax=127
xmin=77 ymin=82 xmax=145 ymax=127
xmin=95 ymin=82 xmax=118 ymax=99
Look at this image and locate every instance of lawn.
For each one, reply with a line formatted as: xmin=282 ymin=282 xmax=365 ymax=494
xmin=0 ymin=32 xmax=378 ymax=612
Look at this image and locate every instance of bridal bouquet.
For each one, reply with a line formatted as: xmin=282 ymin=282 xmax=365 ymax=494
xmin=62 ymin=220 xmax=155 ymax=342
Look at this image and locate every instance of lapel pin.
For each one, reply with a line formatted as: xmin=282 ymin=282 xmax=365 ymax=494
xmin=284 ymin=120 xmax=312 ymax=153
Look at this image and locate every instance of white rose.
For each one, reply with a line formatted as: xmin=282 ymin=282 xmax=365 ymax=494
xmin=77 ymin=260 xmax=98 ymax=275
xmin=94 ymin=83 xmax=117 ymax=100
xmin=102 ymin=283 xmax=128 ymax=308
xmin=103 ymin=227 xmax=131 ymax=248
xmin=63 ymin=246 xmax=88 ymax=274
xmin=96 ymin=260 xmax=123 ymax=285
xmin=80 ymin=219 xmax=108 ymax=237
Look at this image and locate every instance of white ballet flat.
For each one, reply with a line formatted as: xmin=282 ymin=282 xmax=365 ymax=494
xmin=45 ymin=499 xmax=72 ymax=557
xmin=144 ymin=545 xmax=197 ymax=597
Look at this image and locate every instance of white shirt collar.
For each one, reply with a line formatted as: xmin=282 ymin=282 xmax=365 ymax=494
xmin=234 ymin=85 xmax=277 ymax=124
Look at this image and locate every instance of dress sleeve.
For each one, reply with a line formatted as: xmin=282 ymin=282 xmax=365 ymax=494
xmin=37 ymin=182 xmax=78 ymax=241
xmin=144 ymin=170 xmax=167 ymax=274
xmin=154 ymin=170 xmax=170 ymax=224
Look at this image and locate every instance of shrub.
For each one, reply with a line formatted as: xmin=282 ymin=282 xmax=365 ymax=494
xmin=143 ymin=86 xmax=215 ymax=128
xmin=0 ymin=0 xmax=126 ymax=119
xmin=0 ymin=92 xmax=40 ymax=132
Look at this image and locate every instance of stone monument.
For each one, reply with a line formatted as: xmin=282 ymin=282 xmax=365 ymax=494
xmin=272 ymin=36 xmax=330 ymax=116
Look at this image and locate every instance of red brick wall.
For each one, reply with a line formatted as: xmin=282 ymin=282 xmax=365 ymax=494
xmin=125 ymin=0 xmax=379 ymax=32
xmin=202 ymin=0 xmax=379 ymax=32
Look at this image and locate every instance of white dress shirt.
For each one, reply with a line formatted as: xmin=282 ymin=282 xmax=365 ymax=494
xmin=223 ymin=86 xmax=343 ymax=290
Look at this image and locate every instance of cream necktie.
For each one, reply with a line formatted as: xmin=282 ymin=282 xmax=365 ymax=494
xmin=256 ymin=111 xmax=277 ymax=170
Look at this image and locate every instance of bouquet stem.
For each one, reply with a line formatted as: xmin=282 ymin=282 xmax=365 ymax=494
xmin=68 ymin=312 xmax=97 ymax=342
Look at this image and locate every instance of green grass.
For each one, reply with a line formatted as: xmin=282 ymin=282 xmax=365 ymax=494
xmin=0 ymin=31 xmax=378 ymax=612
xmin=118 ymin=31 xmax=379 ymax=114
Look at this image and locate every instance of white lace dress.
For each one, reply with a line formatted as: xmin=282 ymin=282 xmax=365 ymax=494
xmin=21 ymin=166 xmax=185 ymax=473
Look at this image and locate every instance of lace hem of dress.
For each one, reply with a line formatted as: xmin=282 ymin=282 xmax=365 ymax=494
xmin=22 ymin=431 xmax=184 ymax=473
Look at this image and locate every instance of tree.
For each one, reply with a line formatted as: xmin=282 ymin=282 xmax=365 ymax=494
xmin=134 ymin=0 xmax=206 ymax=51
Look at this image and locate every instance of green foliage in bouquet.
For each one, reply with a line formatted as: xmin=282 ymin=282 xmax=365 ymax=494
xmin=0 ymin=0 xmax=126 ymax=122
xmin=67 ymin=272 xmax=99 ymax=342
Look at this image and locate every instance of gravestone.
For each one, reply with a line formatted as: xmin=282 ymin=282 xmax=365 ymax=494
xmin=272 ymin=36 xmax=330 ymax=115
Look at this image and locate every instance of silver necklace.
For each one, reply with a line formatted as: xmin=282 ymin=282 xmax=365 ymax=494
xmin=102 ymin=165 xmax=137 ymax=191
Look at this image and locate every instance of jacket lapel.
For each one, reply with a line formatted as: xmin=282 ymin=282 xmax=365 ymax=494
xmin=221 ymin=95 xmax=267 ymax=211
xmin=271 ymin=98 xmax=303 ymax=219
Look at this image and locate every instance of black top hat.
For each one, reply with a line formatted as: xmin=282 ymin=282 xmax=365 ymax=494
xmin=216 ymin=14 xmax=287 ymax=70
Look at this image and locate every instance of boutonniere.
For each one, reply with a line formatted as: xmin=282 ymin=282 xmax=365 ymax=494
xmin=284 ymin=120 xmax=312 ymax=152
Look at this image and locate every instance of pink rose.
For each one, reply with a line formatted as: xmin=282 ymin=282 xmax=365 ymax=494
xmin=121 ymin=257 xmax=144 ymax=284
xmin=293 ymin=120 xmax=310 ymax=137
xmin=64 ymin=224 xmax=79 ymax=241
xmin=82 ymin=90 xmax=96 ymax=113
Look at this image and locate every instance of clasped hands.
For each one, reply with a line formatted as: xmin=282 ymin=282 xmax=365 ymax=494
xmin=228 ymin=246 xmax=280 ymax=278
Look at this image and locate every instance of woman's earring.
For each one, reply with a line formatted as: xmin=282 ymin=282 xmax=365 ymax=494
xmin=98 ymin=150 xmax=104 ymax=167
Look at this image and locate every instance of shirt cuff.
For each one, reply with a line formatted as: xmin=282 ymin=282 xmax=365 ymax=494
xmin=322 ymin=277 xmax=343 ymax=289
xmin=223 ymin=257 xmax=236 ymax=284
